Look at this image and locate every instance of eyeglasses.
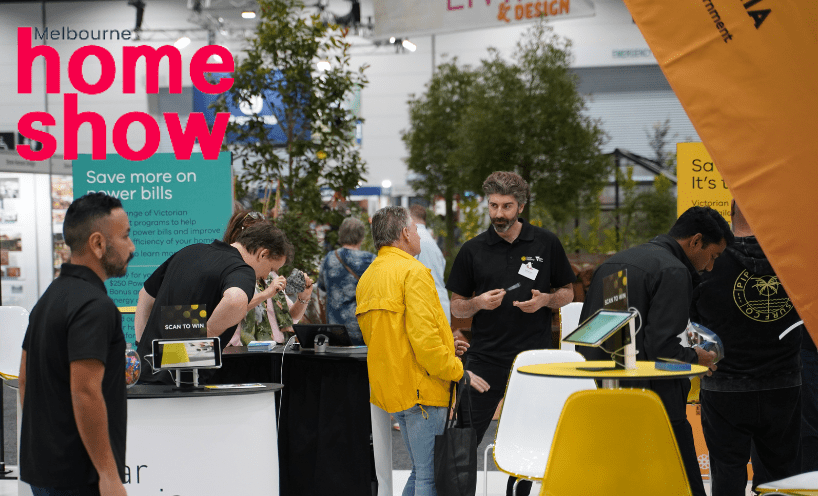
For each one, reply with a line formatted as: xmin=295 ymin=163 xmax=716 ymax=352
xmin=242 ymin=211 xmax=265 ymax=225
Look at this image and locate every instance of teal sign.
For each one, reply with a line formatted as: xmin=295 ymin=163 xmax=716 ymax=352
xmin=72 ymin=152 xmax=233 ymax=344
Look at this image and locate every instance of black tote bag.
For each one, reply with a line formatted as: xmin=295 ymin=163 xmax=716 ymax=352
xmin=434 ymin=372 xmax=478 ymax=496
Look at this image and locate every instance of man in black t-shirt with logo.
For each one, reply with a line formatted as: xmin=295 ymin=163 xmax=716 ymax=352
xmin=446 ymin=171 xmax=576 ymax=496
xmin=134 ymin=223 xmax=292 ymax=384
xmin=20 ymin=193 xmax=135 ymax=496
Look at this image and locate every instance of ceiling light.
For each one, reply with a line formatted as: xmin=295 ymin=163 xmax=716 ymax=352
xmin=402 ymin=40 xmax=417 ymax=52
xmin=242 ymin=11 xmax=256 ymax=19
xmin=316 ymin=60 xmax=331 ymax=72
xmin=389 ymin=36 xmax=396 ymax=44
xmin=174 ymin=36 xmax=191 ymax=49
xmin=382 ymin=180 xmax=392 ymax=189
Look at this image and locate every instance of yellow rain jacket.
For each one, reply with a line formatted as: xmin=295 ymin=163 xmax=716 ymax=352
xmin=356 ymin=246 xmax=464 ymax=413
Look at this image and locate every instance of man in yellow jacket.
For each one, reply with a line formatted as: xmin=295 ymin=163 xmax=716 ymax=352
xmin=357 ymin=206 xmax=489 ymax=496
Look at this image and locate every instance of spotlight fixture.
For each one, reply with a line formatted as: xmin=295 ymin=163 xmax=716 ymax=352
xmin=389 ymin=36 xmax=396 ymax=44
xmin=174 ymin=36 xmax=191 ymax=49
xmin=242 ymin=11 xmax=256 ymax=19
xmin=127 ymin=0 xmax=146 ymax=32
xmin=402 ymin=39 xmax=417 ymax=52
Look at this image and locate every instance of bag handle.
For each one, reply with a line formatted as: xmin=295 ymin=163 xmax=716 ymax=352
xmin=446 ymin=370 xmax=473 ymax=430
xmin=334 ymin=249 xmax=360 ymax=281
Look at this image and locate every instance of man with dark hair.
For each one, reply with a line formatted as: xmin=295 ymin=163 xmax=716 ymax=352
xmin=446 ymin=171 xmax=576 ymax=496
xmin=135 ymin=223 xmax=293 ymax=384
xmin=579 ymin=205 xmax=733 ymax=496
xmin=357 ymin=206 xmax=488 ymax=496
xmin=20 ymin=192 xmax=135 ymax=496
xmin=692 ymin=201 xmax=803 ymax=495
xmin=409 ymin=204 xmax=450 ymax=323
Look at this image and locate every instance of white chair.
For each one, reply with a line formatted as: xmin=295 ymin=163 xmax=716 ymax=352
xmin=559 ymin=302 xmax=584 ymax=352
xmin=0 ymin=306 xmax=29 ymax=378
xmin=755 ymin=471 xmax=818 ymax=495
xmin=484 ymin=349 xmax=596 ymax=496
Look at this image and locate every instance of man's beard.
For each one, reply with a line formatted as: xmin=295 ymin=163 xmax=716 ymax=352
xmin=102 ymin=245 xmax=134 ymax=278
xmin=491 ymin=216 xmax=514 ymax=233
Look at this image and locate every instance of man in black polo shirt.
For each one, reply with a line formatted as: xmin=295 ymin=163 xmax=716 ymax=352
xmin=446 ymin=171 xmax=576 ymax=496
xmin=134 ymin=223 xmax=292 ymax=384
xmin=20 ymin=193 xmax=135 ymax=496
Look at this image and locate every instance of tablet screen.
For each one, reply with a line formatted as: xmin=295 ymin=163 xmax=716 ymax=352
xmin=153 ymin=338 xmax=221 ymax=369
xmin=562 ymin=310 xmax=636 ymax=347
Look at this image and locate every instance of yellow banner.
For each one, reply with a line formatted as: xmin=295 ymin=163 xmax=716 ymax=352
xmin=623 ymin=0 xmax=818 ymax=344
xmin=676 ymin=143 xmax=732 ymax=223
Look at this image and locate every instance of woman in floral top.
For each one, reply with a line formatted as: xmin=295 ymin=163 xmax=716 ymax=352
xmin=317 ymin=217 xmax=375 ymax=345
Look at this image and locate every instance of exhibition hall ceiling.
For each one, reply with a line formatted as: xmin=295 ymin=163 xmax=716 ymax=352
xmin=6 ymin=0 xmax=376 ymax=44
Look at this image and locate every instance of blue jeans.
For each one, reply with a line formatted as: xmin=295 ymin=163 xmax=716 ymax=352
xmin=393 ymin=404 xmax=448 ymax=496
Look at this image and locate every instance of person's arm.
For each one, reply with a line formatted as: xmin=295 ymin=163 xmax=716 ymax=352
xmin=450 ymin=289 xmax=506 ymax=318
xmin=642 ymin=267 xmax=699 ymax=364
xmin=18 ymin=350 xmax=26 ymax=409
xmin=70 ymin=358 xmax=127 ymax=496
xmin=134 ymin=288 xmax=155 ymax=343
xmin=288 ymin=274 xmax=315 ymax=323
xmin=405 ymin=269 xmax=464 ymax=383
xmin=247 ymin=276 xmax=286 ymax=310
xmin=206 ymin=287 xmax=251 ymax=338
xmin=512 ymin=283 xmax=574 ymax=313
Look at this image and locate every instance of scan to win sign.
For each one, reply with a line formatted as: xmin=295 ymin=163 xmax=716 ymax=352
xmin=373 ymin=0 xmax=595 ymax=38
xmin=676 ymin=143 xmax=732 ymax=223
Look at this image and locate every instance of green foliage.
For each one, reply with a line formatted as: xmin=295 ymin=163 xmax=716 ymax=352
xmin=402 ymin=60 xmax=475 ymax=256
xmin=646 ymin=118 xmax=678 ymax=174
xmin=215 ymin=0 xmax=368 ymax=220
xmin=458 ymin=196 xmax=485 ymax=246
xmin=608 ymin=167 xmax=677 ymax=250
xmin=357 ymin=208 xmax=376 ymax=255
xmin=272 ymin=209 xmax=322 ymax=278
xmin=451 ymin=21 xmax=611 ymax=223
xmin=631 ymin=175 xmax=677 ymax=240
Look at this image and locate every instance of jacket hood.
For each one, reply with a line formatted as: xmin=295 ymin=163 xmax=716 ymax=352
xmin=727 ymin=236 xmax=774 ymax=276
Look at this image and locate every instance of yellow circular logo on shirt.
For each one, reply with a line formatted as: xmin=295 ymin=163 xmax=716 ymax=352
xmin=733 ymin=271 xmax=793 ymax=322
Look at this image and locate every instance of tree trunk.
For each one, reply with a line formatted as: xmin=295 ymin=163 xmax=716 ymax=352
xmin=519 ymin=165 xmax=532 ymax=221
xmin=444 ymin=188 xmax=456 ymax=257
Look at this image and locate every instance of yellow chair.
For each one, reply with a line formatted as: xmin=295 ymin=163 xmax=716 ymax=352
xmin=539 ymin=389 xmax=692 ymax=496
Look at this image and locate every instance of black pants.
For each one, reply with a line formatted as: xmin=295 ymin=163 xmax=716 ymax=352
xmin=701 ymin=387 xmax=802 ymax=496
xmin=802 ymin=349 xmax=818 ymax=472
xmin=457 ymin=357 xmax=532 ymax=496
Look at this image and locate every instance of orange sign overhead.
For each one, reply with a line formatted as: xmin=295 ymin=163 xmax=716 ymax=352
xmin=372 ymin=0 xmax=595 ymax=38
xmin=622 ymin=0 xmax=818 ymax=343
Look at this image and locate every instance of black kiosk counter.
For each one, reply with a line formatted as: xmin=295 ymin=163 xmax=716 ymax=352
xmin=211 ymin=346 xmax=374 ymax=496
xmin=16 ymin=383 xmax=283 ymax=496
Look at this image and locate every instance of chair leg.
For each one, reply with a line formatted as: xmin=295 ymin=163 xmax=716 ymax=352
xmin=484 ymin=443 xmax=494 ymax=496
xmin=512 ymin=478 xmax=520 ymax=496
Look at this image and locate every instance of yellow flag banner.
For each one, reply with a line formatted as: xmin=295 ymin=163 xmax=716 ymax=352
xmin=622 ymin=0 xmax=818 ymax=343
